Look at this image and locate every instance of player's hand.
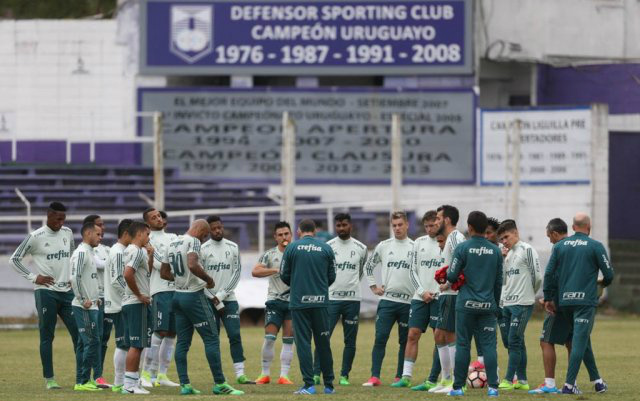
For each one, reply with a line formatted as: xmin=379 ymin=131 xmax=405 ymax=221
xmin=544 ymin=300 xmax=556 ymax=315
xmin=371 ymin=286 xmax=384 ymax=296
xmin=35 ymin=275 xmax=55 ymax=286
xmin=145 ymin=244 xmax=154 ymax=256
xmin=422 ymin=291 xmax=434 ymax=303
xmin=206 ymin=277 xmax=215 ymax=289
xmin=83 ymin=299 xmax=93 ymax=309
xmin=439 ymin=282 xmax=451 ymax=292
xmin=282 ymin=241 xmax=289 ymax=247
xmin=138 ymin=295 xmax=151 ymax=305
xmin=501 ymin=247 xmax=509 ymax=257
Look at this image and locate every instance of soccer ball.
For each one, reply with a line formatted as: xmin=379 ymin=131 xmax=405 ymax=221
xmin=467 ymin=370 xmax=487 ymax=389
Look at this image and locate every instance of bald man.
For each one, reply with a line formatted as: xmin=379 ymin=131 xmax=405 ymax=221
xmin=543 ymin=213 xmax=613 ymax=395
xmin=160 ymin=220 xmax=244 ymax=396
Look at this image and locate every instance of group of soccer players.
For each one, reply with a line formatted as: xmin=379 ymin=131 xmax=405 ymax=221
xmin=10 ymin=201 xmax=613 ymax=397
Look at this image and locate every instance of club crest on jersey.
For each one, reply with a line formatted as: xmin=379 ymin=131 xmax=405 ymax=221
xmin=170 ymin=5 xmax=213 ymax=64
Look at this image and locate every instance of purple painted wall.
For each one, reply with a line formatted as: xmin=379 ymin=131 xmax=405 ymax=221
xmin=0 ymin=142 xmax=141 ymax=165
xmin=538 ymin=64 xmax=640 ymax=114
xmin=609 ymin=132 xmax=640 ymax=240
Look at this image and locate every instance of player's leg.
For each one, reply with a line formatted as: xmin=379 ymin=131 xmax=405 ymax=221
xmin=581 ymin=338 xmax=607 ymax=392
xmin=220 ymin=301 xmax=252 ymax=383
xmin=563 ymin=306 xmax=596 ymax=393
xmin=399 ymin=300 xmax=427 ymax=386
xmin=279 ymin=304 xmax=295 ymax=383
xmin=415 ymin=299 xmax=441 ymax=390
xmin=172 ymin=293 xmax=196 ymax=392
xmin=476 ymin=313 xmax=499 ymax=393
xmin=111 ymin=312 xmax=129 ymax=391
xmin=432 ymin=295 xmax=455 ymax=392
xmin=257 ymin=301 xmax=281 ymax=383
xmin=57 ymin=291 xmax=83 ymax=389
xmin=312 ymin=307 xmax=335 ymax=392
xmin=292 ymin=309 xmax=316 ymax=391
xmin=71 ymin=306 xmax=90 ymax=389
xmin=364 ymin=300 xmax=395 ymax=385
xmin=473 ymin=332 xmax=484 ymax=366
xmin=498 ymin=307 xmax=509 ymax=349
xmin=122 ymin=303 xmax=151 ymax=394
xmin=92 ymin=301 xmax=104 ymax=383
xmin=156 ymin=294 xmax=177 ymax=386
xmin=450 ymin=310 xmax=473 ymax=392
xmin=35 ymin=289 xmax=60 ymax=386
xmin=74 ymin=307 xmax=101 ymax=390
xmin=391 ymin=302 xmax=410 ymax=386
xmin=313 ymin=301 xmax=340 ymax=384
xmin=512 ymin=305 xmax=533 ymax=389
xmin=96 ymin=308 xmax=113 ymax=387
xmin=339 ymin=301 xmax=360 ymax=384
xmin=142 ymin=296 xmax=162 ymax=384
xmin=501 ymin=305 xmax=518 ymax=387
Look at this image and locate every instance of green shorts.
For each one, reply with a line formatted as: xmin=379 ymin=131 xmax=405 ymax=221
xmin=409 ymin=298 xmax=440 ymax=332
xmin=106 ymin=311 xmax=129 ymax=349
xmin=265 ymin=299 xmax=291 ymax=329
xmin=152 ymin=291 xmax=176 ymax=333
xmin=436 ymin=294 xmax=457 ymax=332
xmin=540 ymin=308 xmax=572 ymax=345
xmin=122 ymin=303 xmax=152 ymax=349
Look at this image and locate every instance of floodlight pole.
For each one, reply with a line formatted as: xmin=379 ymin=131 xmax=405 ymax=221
xmin=391 ymin=113 xmax=402 ymax=213
xmin=281 ymin=112 xmax=296 ymax=228
xmin=153 ymin=111 xmax=165 ymax=211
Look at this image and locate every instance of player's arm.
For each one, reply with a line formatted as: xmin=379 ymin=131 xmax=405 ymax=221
xmin=159 ymin=247 xmax=174 ymax=281
xmin=217 ymin=249 xmax=240 ymax=301
xmin=110 ymin=253 xmax=127 ymax=294
xmin=594 ymin=243 xmax=614 ymax=287
xmin=409 ymin=242 xmax=426 ymax=297
xmin=124 ymin=249 xmax=150 ymax=304
xmin=70 ymin=252 xmax=90 ymax=308
xmin=542 ymin=245 xmax=559 ymax=301
xmin=494 ymin=253 xmax=504 ymax=308
xmin=527 ymin=247 xmax=542 ymax=293
xmin=187 ymin=239 xmax=213 ymax=288
xmin=446 ymin=246 xmax=464 ymax=284
xmin=280 ymin=246 xmax=293 ymax=286
xmin=327 ymin=247 xmax=336 ymax=286
xmin=9 ymin=234 xmax=51 ymax=285
xmin=365 ymin=245 xmax=384 ymax=295
xmin=358 ymin=249 xmax=368 ymax=281
xmin=252 ymin=251 xmax=279 ymax=277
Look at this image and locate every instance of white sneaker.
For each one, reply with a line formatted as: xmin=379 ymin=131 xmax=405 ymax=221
xmin=435 ymin=385 xmax=453 ymax=394
xmin=155 ymin=373 xmax=180 ymax=387
xmin=429 ymin=379 xmax=453 ymax=393
xmin=140 ymin=377 xmax=154 ymax=388
xmin=122 ymin=386 xmax=150 ymax=395
xmin=429 ymin=384 xmax=446 ymax=393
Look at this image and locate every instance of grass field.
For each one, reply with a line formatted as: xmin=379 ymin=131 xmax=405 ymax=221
xmin=1 ymin=315 xmax=639 ymax=400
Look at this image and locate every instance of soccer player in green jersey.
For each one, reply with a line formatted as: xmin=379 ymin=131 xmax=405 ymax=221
xmin=530 ymin=218 xmax=605 ymax=394
xmin=397 ymin=210 xmax=442 ymax=390
xmin=251 ymin=222 xmax=296 ymax=385
xmin=70 ymin=222 xmax=103 ymax=391
xmin=82 ymin=214 xmax=111 ymax=388
xmin=362 ymin=211 xmax=415 ymax=387
xmin=312 ymin=213 xmax=368 ymax=386
xmin=430 ymin=205 xmax=466 ymax=394
xmin=496 ymin=220 xmax=541 ymax=391
xmin=201 ymin=215 xmax=253 ymax=384
xmin=10 ymin=202 xmax=79 ymax=390
xmin=121 ymin=221 xmax=154 ymax=394
xmin=444 ymin=211 xmax=503 ymax=397
xmin=281 ymin=219 xmax=337 ymax=395
xmin=160 ymin=219 xmax=244 ymax=396
xmin=104 ymin=219 xmax=133 ymax=393
xmin=141 ymin=208 xmax=179 ymax=387
xmin=543 ymin=213 xmax=612 ymax=395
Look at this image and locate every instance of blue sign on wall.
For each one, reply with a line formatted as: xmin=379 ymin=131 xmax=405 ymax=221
xmin=140 ymin=0 xmax=473 ymax=75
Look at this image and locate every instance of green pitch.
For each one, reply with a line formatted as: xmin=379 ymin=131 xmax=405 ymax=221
xmin=1 ymin=316 xmax=639 ymax=400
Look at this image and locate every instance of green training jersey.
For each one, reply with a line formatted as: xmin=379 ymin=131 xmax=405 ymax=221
xmin=280 ymin=235 xmax=336 ymax=310
xmin=502 ymin=240 xmax=541 ymax=307
xmin=105 ymin=242 xmax=127 ymax=313
xmin=149 ymin=230 xmax=178 ymax=295
xmin=94 ymin=243 xmax=110 ymax=299
xmin=410 ymin=235 xmax=444 ymax=301
xmin=448 ymin=235 xmax=503 ymax=314
xmin=162 ymin=234 xmax=205 ymax=293
xmin=365 ymin=237 xmax=415 ymax=304
xmin=327 ymin=236 xmax=368 ymax=301
xmin=201 ymin=238 xmax=241 ymax=302
xmin=10 ymin=225 xmax=75 ymax=292
xmin=543 ymin=232 xmax=614 ymax=307
xmin=441 ymin=229 xmax=466 ymax=296
xmin=70 ymin=243 xmax=100 ymax=310
xmin=122 ymin=244 xmax=151 ymax=306
xmin=258 ymin=246 xmax=290 ymax=302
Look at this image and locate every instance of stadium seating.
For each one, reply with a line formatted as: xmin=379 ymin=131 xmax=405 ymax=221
xmin=0 ymin=165 xmax=382 ymax=254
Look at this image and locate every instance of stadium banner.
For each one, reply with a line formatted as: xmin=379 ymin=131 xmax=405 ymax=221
xmin=139 ymin=0 xmax=473 ymax=75
xmin=138 ymin=88 xmax=475 ymax=184
xmin=480 ymin=107 xmax=591 ymax=185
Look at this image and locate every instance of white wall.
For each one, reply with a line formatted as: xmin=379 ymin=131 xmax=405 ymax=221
xmin=0 ymin=20 xmax=136 ymax=141
xmin=479 ymin=0 xmax=640 ymax=63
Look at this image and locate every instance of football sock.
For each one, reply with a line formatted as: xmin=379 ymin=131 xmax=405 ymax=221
xmin=124 ymin=371 xmax=140 ymax=390
xmin=158 ymin=336 xmax=175 ymax=375
xmin=437 ymin=345 xmax=451 ymax=380
xmin=544 ymin=378 xmax=556 ymax=388
xmin=144 ymin=334 xmax=162 ymax=376
xmin=594 ymin=378 xmax=604 ymax=384
xmin=234 ymin=362 xmax=245 ymax=378
xmin=402 ymin=359 xmax=415 ymax=378
xmin=114 ymin=348 xmax=127 ymax=386
xmin=478 ymin=356 xmax=484 ymax=365
xmin=448 ymin=343 xmax=457 ymax=378
xmin=261 ymin=335 xmax=276 ymax=376
xmin=281 ymin=337 xmax=295 ymax=377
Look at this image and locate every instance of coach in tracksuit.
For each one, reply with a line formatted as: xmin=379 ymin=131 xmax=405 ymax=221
xmin=442 ymin=211 xmax=503 ymax=397
xmin=281 ymin=219 xmax=337 ymax=395
xmin=543 ymin=213 xmax=613 ymax=395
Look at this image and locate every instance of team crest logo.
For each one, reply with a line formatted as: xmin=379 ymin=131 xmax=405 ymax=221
xmin=170 ymin=5 xmax=213 ymax=63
